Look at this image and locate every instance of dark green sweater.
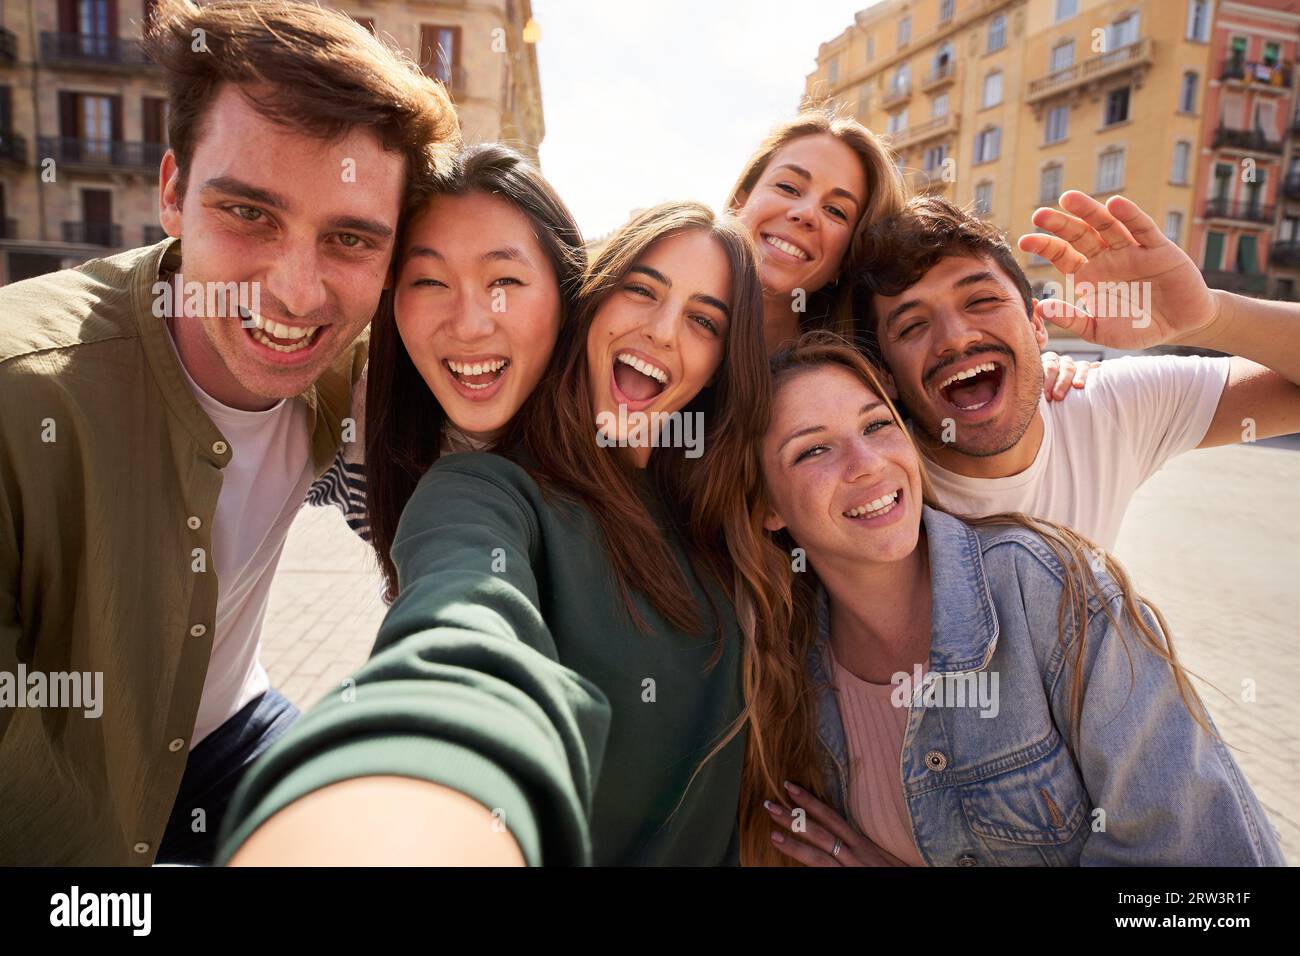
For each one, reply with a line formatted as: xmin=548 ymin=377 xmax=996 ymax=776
xmin=217 ymin=452 xmax=746 ymax=865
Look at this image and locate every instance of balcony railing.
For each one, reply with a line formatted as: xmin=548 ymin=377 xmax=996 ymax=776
xmin=1284 ymin=173 xmax=1300 ymax=201
xmin=39 ymin=32 xmax=158 ymax=69
xmin=1212 ymin=124 xmax=1283 ymax=154
xmin=38 ymin=137 xmax=166 ymax=172
xmin=1221 ymin=57 xmax=1292 ymax=89
xmin=0 ymin=218 xmax=17 ymax=240
xmin=880 ymin=80 xmax=913 ymax=109
xmin=1269 ymin=239 xmax=1300 ymax=267
xmin=1027 ymin=37 xmax=1154 ymax=103
xmin=890 ymin=111 xmax=961 ymax=150
xmin=921 ymin=60 xmax=956 ymax=92
xmin=0 ymin=129 xmax=26 ymax=165
xmin=62 ymin=221 xmax=123 ymax=247
xmin=1203 ymin=197 xmax=1275 ymax=222
xmin=0 ymin=27 xmax=17 ymax=64
xmin=1201 ymin=269 xmax=1268 ymax=295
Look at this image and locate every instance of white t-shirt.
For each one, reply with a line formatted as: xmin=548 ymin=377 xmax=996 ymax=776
xmin=171 ymin=345 xmax=314 ymax=745
xmin=921 ymin=354 xmax=1232 ymax=550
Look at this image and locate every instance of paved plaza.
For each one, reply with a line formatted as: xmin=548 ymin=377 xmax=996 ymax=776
xmin=261 ymin=440 xmax=1300 ymax=863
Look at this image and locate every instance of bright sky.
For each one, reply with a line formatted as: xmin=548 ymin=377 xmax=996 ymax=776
xmin=533 ymin=0 xmax=879 ymax=241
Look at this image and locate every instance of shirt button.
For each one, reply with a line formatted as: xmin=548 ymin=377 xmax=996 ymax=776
xmin=212 ymin=440 xmax=228 ymax=456
xmin=924 ymin=750 xmax=948 ymax=772
xmin=189 ymin=624 xmax=207 ymax=638
xmin=168 ymin=738 xmax=186 ymax=752
xmin=133 ymin=842 xmax=150 ymax=855
xmin=957 ymin=854 xmax=978 ymax=867
xmin=186 ymin=516 xmax=201 ymax=530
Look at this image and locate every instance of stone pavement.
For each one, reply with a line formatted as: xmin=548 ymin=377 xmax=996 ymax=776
xmin=261 ymin=441 xmax=1300 ymax=863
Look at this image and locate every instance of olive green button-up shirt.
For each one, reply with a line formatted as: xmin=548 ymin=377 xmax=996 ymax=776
xmin=0 ymin=239 xmax=366 ymax=865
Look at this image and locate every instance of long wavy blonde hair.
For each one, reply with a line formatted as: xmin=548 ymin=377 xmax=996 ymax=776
xmin=732 ymin=333 xmax=1215 ymax=866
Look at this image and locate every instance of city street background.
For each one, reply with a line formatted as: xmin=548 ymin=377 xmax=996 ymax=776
xmin=262 ymin=439 xmax=1300 ymax=864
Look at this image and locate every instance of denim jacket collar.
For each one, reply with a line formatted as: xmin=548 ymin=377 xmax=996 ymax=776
xmin=809 ymin=506 xmax=1000 ymax=814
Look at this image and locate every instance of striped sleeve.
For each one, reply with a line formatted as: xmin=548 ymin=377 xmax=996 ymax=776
xmin=306 ymin=451 xmax=370 ymax=543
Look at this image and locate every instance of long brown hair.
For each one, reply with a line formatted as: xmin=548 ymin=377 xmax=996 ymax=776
xmin=502 ymin=202 xmax=770 ymax=636
xmin=726 ymin=103 xmax=906 ymax=338
xmin=366 ymin=144 xmax=587 ymax=599
xmin=736 ymin=333 xmax=1215 ymax=866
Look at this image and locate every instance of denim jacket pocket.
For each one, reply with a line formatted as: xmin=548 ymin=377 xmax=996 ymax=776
xmin=958 ymin=728 xmax=1089 ymax=848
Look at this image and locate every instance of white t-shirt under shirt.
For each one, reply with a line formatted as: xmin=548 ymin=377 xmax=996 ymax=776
xmin=170 ymin=338 xmax=315 ymax=745
xmin=921 ymin=354 xmax=1232 ymax=550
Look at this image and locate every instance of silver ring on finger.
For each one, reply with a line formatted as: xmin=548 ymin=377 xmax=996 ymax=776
xmin=831 ymin=838 xmax=843 ymax=858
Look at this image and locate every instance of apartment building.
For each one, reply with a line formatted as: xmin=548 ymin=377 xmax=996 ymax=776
xmin=806 ymin=0 xmax=1229 ymax=308
xmin=0 ymin=0 xmax=544 ymax=285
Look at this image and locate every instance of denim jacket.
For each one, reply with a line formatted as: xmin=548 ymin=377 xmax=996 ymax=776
xmin=811 ymin=506 xmax=1285 ymax=866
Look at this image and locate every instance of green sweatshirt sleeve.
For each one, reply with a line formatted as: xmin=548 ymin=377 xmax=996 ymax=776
xmin=217 ymin=453 xmax=612 ymax=866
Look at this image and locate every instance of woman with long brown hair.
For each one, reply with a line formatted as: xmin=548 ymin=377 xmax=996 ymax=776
xmin=218 ymin=201 xmax=772 ymax=865
xmin=737 ymin=333 xmax=1283 ymax=866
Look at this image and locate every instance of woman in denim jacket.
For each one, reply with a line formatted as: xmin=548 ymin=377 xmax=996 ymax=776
xmin=737 ymin=334 xmax=1284 ymax=867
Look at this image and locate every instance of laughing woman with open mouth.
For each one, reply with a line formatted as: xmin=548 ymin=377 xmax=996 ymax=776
xmin=215 ymin=202 xmax=770 ymax=865
xmin=737 ymin=333 xmax=1284 ymax=867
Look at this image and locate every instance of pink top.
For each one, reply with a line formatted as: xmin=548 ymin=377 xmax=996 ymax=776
xmin=830 ymin=650 xmax=927 ymax=867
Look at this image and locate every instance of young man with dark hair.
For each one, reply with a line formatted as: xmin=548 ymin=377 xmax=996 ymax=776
xmin=0 ymin=0 xmax=458 ymax=865
xmin=854 ymin=191 xmax=1300 ymax=550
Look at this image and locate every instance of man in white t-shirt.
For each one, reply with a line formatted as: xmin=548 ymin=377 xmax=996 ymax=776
xmin=854 ymin=192 xmax=1300 ymax=549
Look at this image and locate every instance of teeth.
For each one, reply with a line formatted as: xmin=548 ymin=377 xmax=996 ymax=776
xmin=615 ymin=352 xmax=668 ymax=384
xmin=250 ymin=327 xmax=315 ymax=353
xmin=764 ymin=235 xmax=809 ymax=260
xmin=845 ymin=490 xmax=900 ymax=518
xmin=247 ymin=312 xmax=317 ymax=341
xmin=938 ymin=361 xmax=998 ymax=391
xmin=447 ymin=358 xmax=509 ymax=376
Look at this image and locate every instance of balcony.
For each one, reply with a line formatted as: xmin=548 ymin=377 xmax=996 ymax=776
xmin=910 ymin=168 xmax=952 ymax=193
xmin=1221 ymin=57 xmax=1292 ymax=92
xmin=921 ymin=59 xmax=956 ymax=93
xmin=1201 ymin=269 xmax=1268 ymax=296
xmin=880 ymin=80 xmax=912 ymax=110
xmin=1203 ymin=197 xmax=1275 ymax=223
xmin=0 ymin=129 xmax=25 ymax=165
xmin=1270 ymin=240 xmax=1300 ymax=267
xmin=39 ymin=32 xmax=158 ymax=70
xmin=889 ymin=111 xmax=961 ymax=151
xmin=1284 ymin=173 xmax=1300 ymax=201
xmin=0 ymin=27 xmax=17 ymax=64
xmin=0 ymin=218 xmax=17 ymax=239
xmin=1026 ymin=37 xmax=1154 ymax=104
xmin=38 ymin=137 xmax=166 ymax=173
xmin=62 ymin=221 xmax=123 ymax=247
xmin=1212 ymin=124 xmax=1283 ymax=155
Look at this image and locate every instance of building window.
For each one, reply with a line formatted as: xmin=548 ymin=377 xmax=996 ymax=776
xmin=1187 ymin=0 xmax=1211 ymax=42
xmin=419 ymin=24 xmax=461 ymax=90
xmin=1045 ymin=105 xmax=1069 ymax=143
xmin=1237 ymin=234 xmax=1259 ymax=273
xmin=828 ymin=57 xmax=839 ymax=84
xmin=982 ymin=71 xmax=1003 ymax=108
xmin=940 ymin=0 xmax=955 ymax=23
xmin=924 ymin=143 xmax=949 ymax=172
xmin=891 ymin=63 xmax=911 ymax=94
xmin=1203 ymin=230 xmax=1225 ymax=269
xmin=975 ymin=182 xmax=993 ymax=215
xmin=974 ymin=126 xmax=1001 ymax=163
xmin=867 ymin=35 xmax=875 ymax=61
xmin=1172 ymin=141 xmax=1191 ymax=184
xmin=858 ymin=85 xmax=872 ymax=118
xmin=142 ymin=96 xmax=168 ymax=145
xmin=1107 ymin=12 xmax=1140 ymax=50
xmin=987 ymin=15 xmax=1006 ymax=53
xmin=1050 ymin=39 xmax=1075 ymax=72
xmin=1056 ymin=0 xmax=1079 ymax=22
xmin=1096 ymin=147 xmax=1126 ymax=193
xmin=887 ymin=109 xmax=909 ymax=134
xmin=1164 ymin=211 xmax=1183 ymax=243
xmin=1179 ymin=72 xmax=1198 ymax=113
xmin=934 ymin=41 xmax=954 ymax=78
xmin=898 ymin=15 xmax=912 ymax=48
xmin=1104 ymin=87 xmax=1131 ymax=126
xmin=1039 ymin=164 xmax=1064 ymax=205
xmin=932 ymin=92 xmax=950 ymax=118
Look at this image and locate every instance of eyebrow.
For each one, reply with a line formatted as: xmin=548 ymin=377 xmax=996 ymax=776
xmin=771 ymin=163 xmax=862 ymax=210
xmin=628 ymin=264 xmax=731 ymax=321
xmin=777 ymin=401 xmax=884 ymax=454
xmin=881 ymin=270 xmax=1001 ymax=331
xmin=406 ymin=244 xmax=530 ymax=264
xmin=202 ymin=176 xmax=393 ymax=239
